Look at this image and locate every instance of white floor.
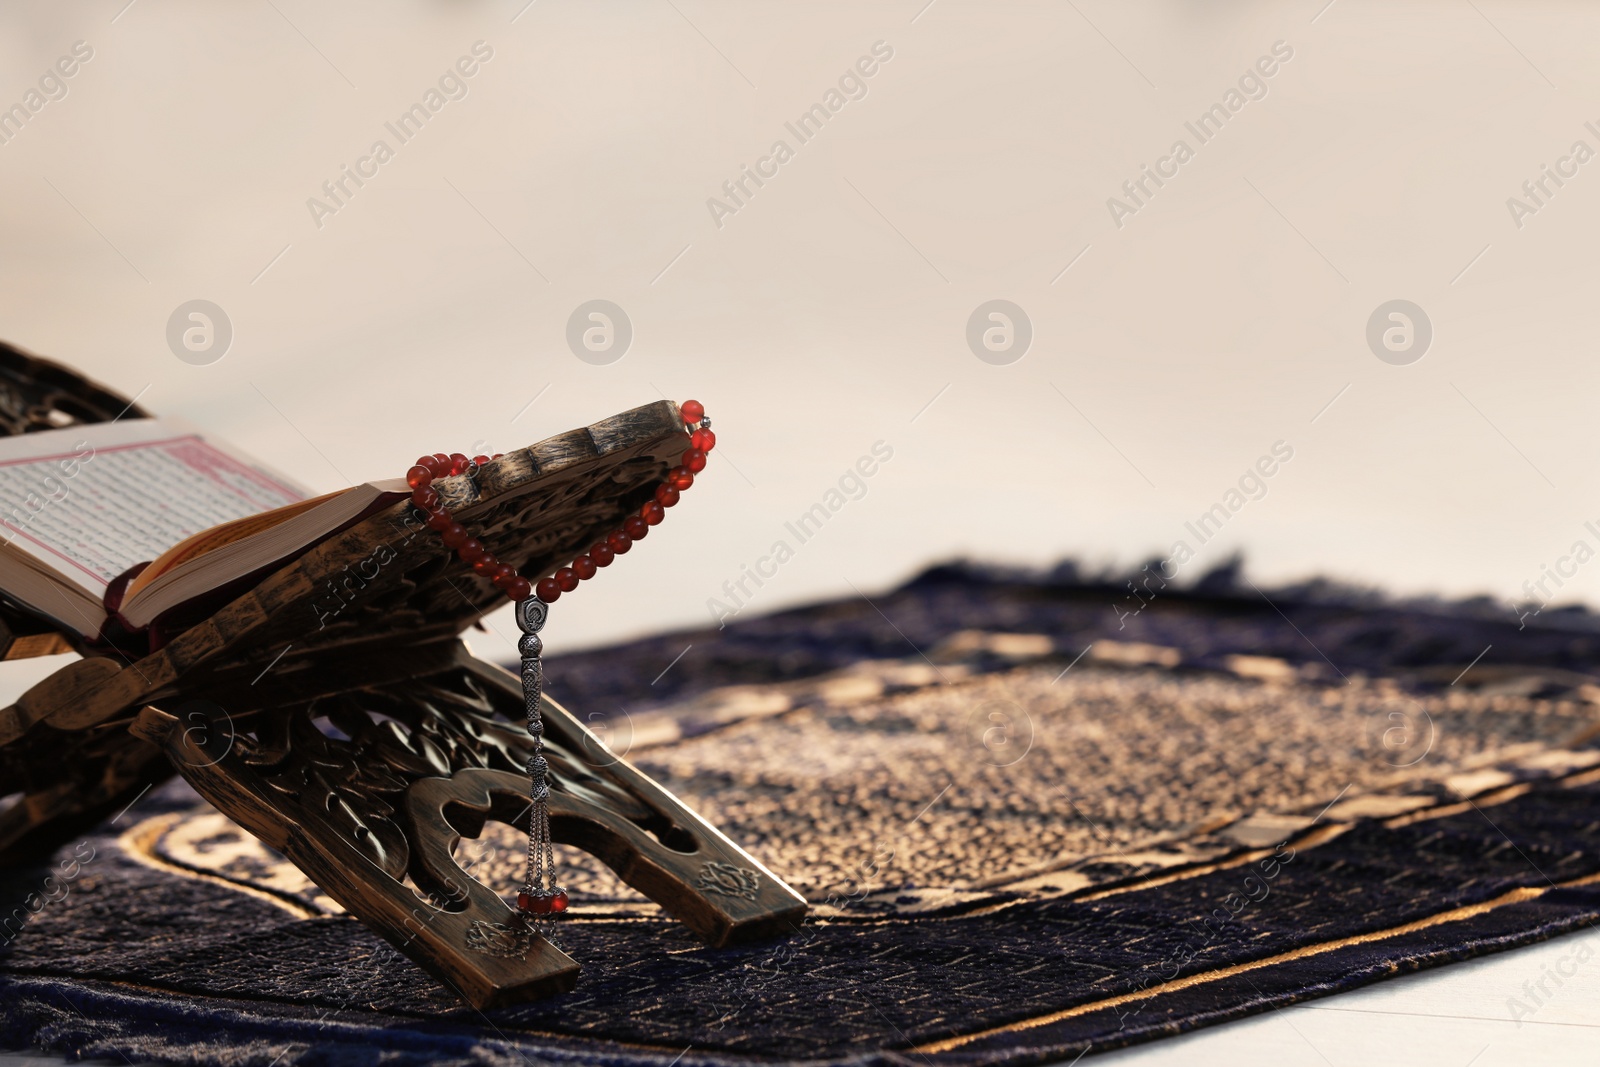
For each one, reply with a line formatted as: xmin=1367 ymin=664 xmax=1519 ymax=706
xmin=8 ymin=0 xmax=1600 ymax=657
xmin=1095 ymin=925 xmax=1600 ymax=1067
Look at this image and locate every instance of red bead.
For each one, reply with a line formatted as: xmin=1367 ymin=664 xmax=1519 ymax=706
xmin=473 ymin=556 xmax=498 ymax=576
xmin=457 ymin=538 xmax=484 ymax=563
xmin=425 ymin=509 xmax=453 ymax=531
xmin=449 ymin=453 xmax=470 ymax=476
xmin=573 ymin=555 xmax=597 ymax=580
xmin=412 ymin=486 xmax=439 ymax=510
xmin=506 ymin=576 xmax=532 ymax=601
xmin=490 ymin=564 xmax=514 ymax=588
xmin=432 ymin=452 xmax=451 ymax=468
xmin=406 ymin=465 xmax=433 ymax=489
xmin=536 ymin=576 xmax=561 ymax=602
xmin=691 ymin=428 xmax=716 ymax=452
xmin=418 ymin=455 xmax=447 ymax=477
xmin=441 ymin=523 xmax=469 ymax=549
xmin=517 ymin=888 xmax=570 ymax=915
xmin=682 ymin=449 xmax=706 ymax=473
xmin=641 ymin=501 xmax=665 ymax=526
xmin=590 ymin=542 xmax=615 ymax=567
xmin=607 ymin=530 xmax=632 ymax=555
xmin=622 ymin=516 xmax=648 ymax=540
xmin=493 ymin=453 xmax=504 ymax=459
xmin=668 ymin=467 xmax=694 ymax=491
xmin=656 ymin=484 xmax=680 ymax=508
xmin=680 ymin=399 xmax=705 ymax=424
xmin=472 ymin=454 xmax=491 ymax=468
xmin=555 ymin=566 xmax=579 ymax=592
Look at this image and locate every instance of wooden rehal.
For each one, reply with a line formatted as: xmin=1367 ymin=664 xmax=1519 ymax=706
xmin=0 ymin=342 xmax=806 ymax=1007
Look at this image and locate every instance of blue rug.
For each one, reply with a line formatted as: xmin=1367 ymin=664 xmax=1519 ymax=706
xmin=4 ymin=561 xmax=1600 ymax=1065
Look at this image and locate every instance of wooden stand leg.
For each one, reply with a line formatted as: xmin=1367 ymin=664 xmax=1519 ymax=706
xmin=129 ymin=644 xmax=806 ymax=1008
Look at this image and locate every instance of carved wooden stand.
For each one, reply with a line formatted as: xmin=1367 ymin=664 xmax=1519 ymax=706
xmin=0 ymin=343 xmax=806 ymax=1007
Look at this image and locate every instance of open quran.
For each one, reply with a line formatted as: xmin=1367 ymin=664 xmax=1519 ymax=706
xmin=0 ymin=417 xmax=407 ymax=640
xmin=0 ymin=342 xmax=805 ymax=1007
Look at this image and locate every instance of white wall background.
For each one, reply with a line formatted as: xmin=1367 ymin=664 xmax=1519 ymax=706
xmin=0 ymin=0 xmax=1595 ymax=654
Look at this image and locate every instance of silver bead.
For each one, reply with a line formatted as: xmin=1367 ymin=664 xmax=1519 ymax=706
xmin=516 ymin=598 xmax=548 ymax=634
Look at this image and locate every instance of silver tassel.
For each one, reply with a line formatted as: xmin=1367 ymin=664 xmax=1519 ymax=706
xmin=514 ymin=597 xmax=567 ymax=927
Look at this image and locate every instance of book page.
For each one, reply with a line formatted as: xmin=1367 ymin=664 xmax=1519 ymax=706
xmin=125 ymin=490 xmax=339 ymax=598
xmin=0 ymin=419 xmax=310 ymax=597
